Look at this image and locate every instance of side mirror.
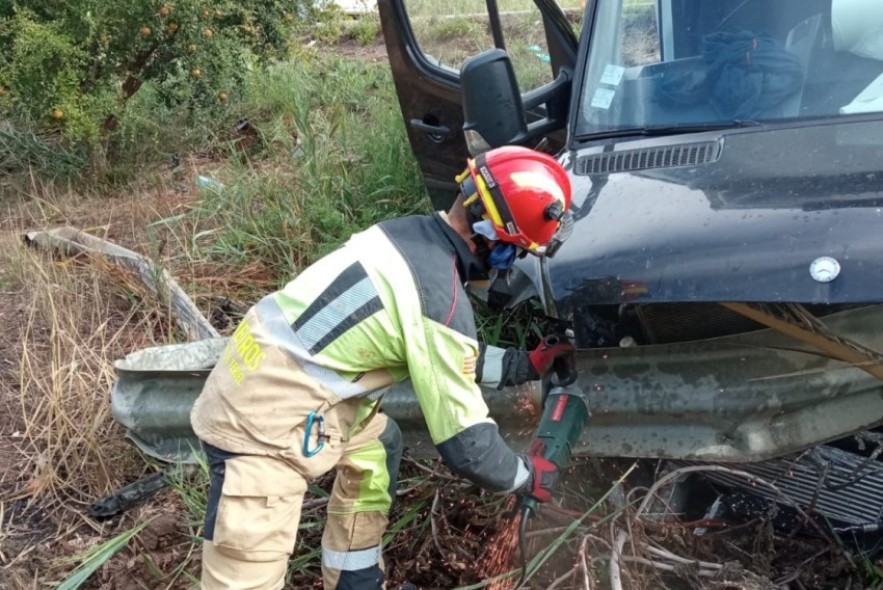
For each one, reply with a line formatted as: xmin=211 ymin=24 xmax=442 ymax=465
xmin=461 ymin=49 xmax=529 ymax=155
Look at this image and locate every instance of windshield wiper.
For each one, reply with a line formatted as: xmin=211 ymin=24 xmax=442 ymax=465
xmin=580 ymin=120 xmax=762 ymax=141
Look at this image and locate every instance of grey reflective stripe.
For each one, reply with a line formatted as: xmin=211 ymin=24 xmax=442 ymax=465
xmin=322 ymin=545 xmax=382 ymax=571
xmin=254 ymin=296 xmax=368 ymax=399
xmin=478 ymin=345 xmax=506 ymax=388
xmin=368 ymin=387 xmax=388 ymax=401
xmin=503 ymin=456 xmax=531 ymax=493
xmin=294 ymin=276 xmax=382 ymax=355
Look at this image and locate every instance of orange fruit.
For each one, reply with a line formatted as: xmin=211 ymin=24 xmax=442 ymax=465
xmin=202 ymin=27 xmax=213 ymax=38
xmin=140 ymin=25 xmax=152 ymax=37
xmin=52 ymin=109 xmax=64 ymax=120
xmin=217 ymin=91 xmax=228 ymax=102
xmin=187 ymin=43 xmax=198 ymax=53
xmin=202 ymin=9 xmax=210 ymax=17
xmin=191 ymin=68 xmax=201 ymax=78
xmin=167 ymin=22 xmax=178 ymax=32
xmin=159 ymin=6 xmax=171 ymax=17
xmin=284 ymin=13 xmax=294 ymax=22
xmin=0 ymin=86 xmax=6 ymax=95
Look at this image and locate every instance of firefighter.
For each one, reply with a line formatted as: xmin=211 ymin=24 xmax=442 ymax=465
xmin=191 ymin=145 xmax=575 ymax=590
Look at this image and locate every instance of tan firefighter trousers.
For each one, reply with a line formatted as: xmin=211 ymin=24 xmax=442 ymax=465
xmin=192 ymin=309 xmax=403 ymax=590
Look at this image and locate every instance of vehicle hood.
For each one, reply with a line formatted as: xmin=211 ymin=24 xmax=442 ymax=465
xmin=542 ymin=119 xmax=883 ymax=309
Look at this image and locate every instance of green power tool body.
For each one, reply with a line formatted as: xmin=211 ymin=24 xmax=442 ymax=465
xmin=516 ymin=350 xmax=590 ymax=585
xmin=520 ymin=382 xmax=590 ymax=515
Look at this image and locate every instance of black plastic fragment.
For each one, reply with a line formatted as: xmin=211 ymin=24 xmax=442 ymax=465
xmin=88 ymin=472 xmax=168 ymax=519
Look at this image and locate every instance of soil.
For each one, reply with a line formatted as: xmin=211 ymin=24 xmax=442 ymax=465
xmin=316 ymin=36 xmax=390 ymax=63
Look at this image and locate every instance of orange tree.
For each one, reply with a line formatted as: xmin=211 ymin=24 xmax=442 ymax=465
xmin=0 ymin=0 xmax=308 ymax=150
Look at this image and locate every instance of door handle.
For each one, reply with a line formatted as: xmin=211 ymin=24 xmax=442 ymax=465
xmin=409 ymin=119 xmax=452 ymax=141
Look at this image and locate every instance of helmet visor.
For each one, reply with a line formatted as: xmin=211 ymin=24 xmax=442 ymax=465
xmin=542 ymin=210 xmax=573 ymax=258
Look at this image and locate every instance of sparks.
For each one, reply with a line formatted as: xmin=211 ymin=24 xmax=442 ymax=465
xmin=481 ymin=498 xmax=521 ymax=590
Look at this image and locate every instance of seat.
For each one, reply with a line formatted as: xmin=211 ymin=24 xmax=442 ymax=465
xmin=775 ymin=13 xmax=823 ymax=117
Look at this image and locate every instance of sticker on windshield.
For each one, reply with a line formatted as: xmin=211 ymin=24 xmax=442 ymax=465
xmin=600 ymin=64 xmax=625 ymax=87
xmin=591 ymin=88 xmax=616 ymax=110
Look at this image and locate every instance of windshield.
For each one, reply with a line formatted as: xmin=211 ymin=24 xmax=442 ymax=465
xmin=575 ymin=0 xmax=883 ymax=137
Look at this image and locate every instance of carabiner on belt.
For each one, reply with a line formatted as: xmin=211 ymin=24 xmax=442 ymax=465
xmin=303 ymin=410 xmax=329 ymax=458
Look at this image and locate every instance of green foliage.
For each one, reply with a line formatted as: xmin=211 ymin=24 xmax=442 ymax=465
xmin=55 ymin=519 xmax=153 ymax=590
xmin=312 ymin=5 xmax=347 ymax=44
xmin=427 ymin=16 xmax=480 ymax=42
xmin=346 ymin=15 xmax=380 ymax=46
xmin=0 ymin=0 xmax=310 ymax=150
xmin=167 ymin=455 xmax=210 ymax=526
xmin=472 ymin=296 xmax=551 ymax=349
xmin=187 ymin=56 xmax=429 ymax=282
xmin=0 ymin=125 xmax=86 ymax=179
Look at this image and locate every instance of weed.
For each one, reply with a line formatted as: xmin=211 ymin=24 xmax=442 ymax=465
xmin=55 ymin=519 xmax=153 ymax=590
xmin=0 ymin=126 xmax=86 ymax=180
xmin=508 ymin=40 xmax=556 ymax=91
xmin=165 ymin=453 xmax=210 ymax=528
xmin=312 ymin=6 xmax=348 ymax=44
xmin=187 ymin=57 xmax=427 ymax=284
xmin=346 ymin=15 xmax=381 ymax=46
xmin=13 ymin=248 xmax=170 ymax=506
xmin=428 ymin=16 xmax=482 ymax=42
xmin=472 ymin=296 xmax=552 ymax=349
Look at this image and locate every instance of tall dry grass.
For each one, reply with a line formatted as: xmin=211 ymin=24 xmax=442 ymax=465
xmin=1 ymin=180 xmax=195 ymax=526
xmin=13 ymin=252 xmax=166 ymax=512
xmin=0 ymin=204 xmax=193 ymax=586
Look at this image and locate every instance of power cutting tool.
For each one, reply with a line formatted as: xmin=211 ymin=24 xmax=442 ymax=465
xmin=516 ymin=346 xmax=590 ymax=585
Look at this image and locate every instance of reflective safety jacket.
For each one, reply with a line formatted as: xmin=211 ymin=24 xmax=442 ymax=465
xmin=193 ymin=213 xmax=533 ymax=493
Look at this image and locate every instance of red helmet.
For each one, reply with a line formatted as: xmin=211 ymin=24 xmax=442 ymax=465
xmin=457 ymin=146 xmax=572 ymax=256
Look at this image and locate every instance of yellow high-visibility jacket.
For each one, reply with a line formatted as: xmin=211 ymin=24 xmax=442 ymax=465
xmin=193 ymin=213 xmax=534 ymax=493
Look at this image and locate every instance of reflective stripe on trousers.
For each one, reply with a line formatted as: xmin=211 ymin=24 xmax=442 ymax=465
xmin=321 ymin=415 xmax=403 ymax=590
xmin=200 ymin=416 xmax=403 ymax=590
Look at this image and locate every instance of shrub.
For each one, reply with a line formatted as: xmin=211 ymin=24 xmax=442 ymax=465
xmin=0 ymin=1 xmax=310 ymax=149
xmin=347 ymin=15 xmax=380 ymax=46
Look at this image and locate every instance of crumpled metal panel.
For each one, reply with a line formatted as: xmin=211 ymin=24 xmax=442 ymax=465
xmin=111 ymin=306 xmax=883 ymax=464
xmin=547 ymin=120 xmax=883 ymax=307
xmin=112 ymin=338 xmax=227 ymax=463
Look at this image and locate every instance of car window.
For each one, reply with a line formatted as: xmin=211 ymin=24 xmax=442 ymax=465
xmin=403 ymin=0 xmax=583 ymax=91
xmin=575 ymin=0 xmax=883 ymax=137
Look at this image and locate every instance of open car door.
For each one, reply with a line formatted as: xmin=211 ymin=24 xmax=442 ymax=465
xmin=377 ymin=0 xmax=579 ymax=210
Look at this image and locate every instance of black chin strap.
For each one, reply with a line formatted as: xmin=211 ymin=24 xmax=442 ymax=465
xmin=471 ymin=234 xmax=491 ymax=270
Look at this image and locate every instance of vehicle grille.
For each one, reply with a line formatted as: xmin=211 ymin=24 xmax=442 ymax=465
xmin=682 ymin=445 xmax=883 ymax=526
xmin=574 ymin=141 xmax=721 ymax=175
